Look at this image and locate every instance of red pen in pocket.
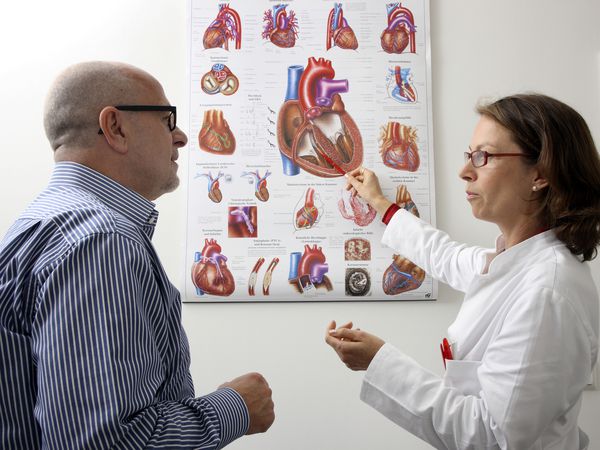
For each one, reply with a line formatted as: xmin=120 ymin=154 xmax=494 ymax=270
xmin=440 ymin=338 xmax=454 ymax=369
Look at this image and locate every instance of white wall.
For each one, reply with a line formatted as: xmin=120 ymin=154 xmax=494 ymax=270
xmin=1 ymin=1 xmax=598 ymax=449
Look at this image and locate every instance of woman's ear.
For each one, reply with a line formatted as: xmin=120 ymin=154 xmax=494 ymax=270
xmin=532 ymin=170 xmax=549 ymax=191
xmin=98 ymin=107 xmax=128 ymax=154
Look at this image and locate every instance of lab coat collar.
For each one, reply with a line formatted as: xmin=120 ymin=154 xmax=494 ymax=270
xmin=485 ymin=229 xmax=558 ymax=275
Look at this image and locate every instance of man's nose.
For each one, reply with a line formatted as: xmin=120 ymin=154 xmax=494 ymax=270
xmin=173 ymin=127 xmax=188 ymax=148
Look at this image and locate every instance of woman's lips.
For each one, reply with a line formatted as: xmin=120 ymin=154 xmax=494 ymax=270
xmin=466 ymin=191 xmax=478 ymax=200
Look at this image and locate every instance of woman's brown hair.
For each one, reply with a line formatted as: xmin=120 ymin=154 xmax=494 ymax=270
xmin=477 ymin=93 xmax=600 ymax=261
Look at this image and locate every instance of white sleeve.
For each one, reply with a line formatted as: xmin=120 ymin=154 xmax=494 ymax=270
xmin=381 ymin=209 xmax=489 ymax=292
xmin=361 ymin=287 xmax=593 ymax=449
xmin=361 ymin=344 xmax=500 ymax=450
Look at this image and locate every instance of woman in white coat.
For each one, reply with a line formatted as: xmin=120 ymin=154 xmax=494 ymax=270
xmin=325 ymin=94 xmax=600 ymax=449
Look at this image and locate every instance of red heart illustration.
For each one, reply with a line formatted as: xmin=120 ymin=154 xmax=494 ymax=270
xmin=191 ymin=239 xmax=235 ymax=296
xmin=263 ymin=5 xmax=298 ymax=48
xmin=203 ymin=27 xmax=228 ymax=50
xmin=257 ymin=181 xmax=269 ymax=202
xmin=295 ymin=188 xmax=319 ymax=229
xmin=197 ymin=171 xmax=224 ymax=203
xmin=199 ymin=109 xmax=236 ymax=155
xmin=380 ymin=3 xmax=416 ymax=54
xmin=326 ymin=4 xmax=358 ymax=50
xmin=333 ymin=27 xmax=358 ymax=50
xmin=270 ymin=28 xmax=296 ymax=48
xmin=381 ymin=28 xmax=410 ymax=54
xmin=288 ymin=245 xmax=332 ymax=292
xmin=277 ymin=57 xmax=363 ymax=177
xmin=203 ymin=4 xmax=242 ymax=50
xmin=382 ymin=254 xmax=425 ymax=295
xmin=379 ymin=122 xmax=420 ymax=172
xmin=209 ymin=182 xmax=222 ymax=203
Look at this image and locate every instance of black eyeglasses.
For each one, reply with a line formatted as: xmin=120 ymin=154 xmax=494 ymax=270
xmin=464 ymin=149 xmax=529 ymax=168
xmin=98 ymin=105 xmax=177 ymax=134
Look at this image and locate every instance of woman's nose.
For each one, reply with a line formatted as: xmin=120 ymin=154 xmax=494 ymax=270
xmin=459 ymin=160 xmax=475 ymax=181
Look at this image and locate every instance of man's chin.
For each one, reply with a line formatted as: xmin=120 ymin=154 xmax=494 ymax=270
xmin=160 ymin=176 xmax=180 ymax=197
xmin=168 ymin=176 xmax=180 ymax=192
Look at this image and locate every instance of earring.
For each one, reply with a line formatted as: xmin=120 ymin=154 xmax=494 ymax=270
xmin=532 ymin=186 xmax=538 ymax=191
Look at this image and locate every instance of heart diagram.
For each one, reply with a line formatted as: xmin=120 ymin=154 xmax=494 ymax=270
xmin=277 ymin=57 xmax=363 ymax=177
xmin=388 ymin=66 xmax=417 ymax=103
xmin=338 ymin=188 xmax=376 ymax=227
xmin=191 ymin=239 xmax=235 ymax=296
xmin=199 ymin=109 xmax=236 ymax=155
xmin=326 ymin=3 xmax=358 ymax=50
xmin=288 ymin=245 xmax=332 ymax=294
xmin=203 ymin=4 xmax=242 ymax=50
xmin=196 ymin=171 xmax=225 ymax=203
xmin=382 ymin=254 xmax=425 ymax=295
xmin=380 ymin=2 xmax=416 ymax=54
xmin=262 ymin=4 xmax=299 ymax=48
xmin=201 ymin=64 xmax=239 ymax=96
xmin=241 ymin=170 xmax=271 ymax=202
xmin=294 ymin=187 xmax=322 ymax=230
xmin=379 ymin=121 xmax=420 ymax=171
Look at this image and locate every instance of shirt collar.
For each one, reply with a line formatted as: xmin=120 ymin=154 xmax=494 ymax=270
xmin=48 ymin=162 xmax=159 ymax=229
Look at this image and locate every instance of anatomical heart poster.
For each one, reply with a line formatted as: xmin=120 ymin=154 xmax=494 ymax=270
xmin=185 ymin=0 xmax=436 ymax=302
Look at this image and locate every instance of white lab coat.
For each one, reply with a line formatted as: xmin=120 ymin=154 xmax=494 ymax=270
xmin=361 ymin=209 xmax=599 ymax=449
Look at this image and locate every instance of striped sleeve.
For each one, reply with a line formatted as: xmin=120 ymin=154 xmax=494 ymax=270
xmin=33 ymin=232 xmax=248 ymax=450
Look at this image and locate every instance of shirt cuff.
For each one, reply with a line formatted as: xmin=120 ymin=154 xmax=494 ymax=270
xmin=203 ymin=387 xmax=250 ymax=447
xmin=382 ymin=203 xmax=401 ymax=225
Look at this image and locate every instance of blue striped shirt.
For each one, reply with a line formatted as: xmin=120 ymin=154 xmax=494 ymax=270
xmin=0 ymin=162 xmax=249 ymax=449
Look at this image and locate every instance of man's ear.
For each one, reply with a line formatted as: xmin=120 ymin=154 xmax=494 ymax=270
xmin=98 ymin=107 xmax=128 ymax=154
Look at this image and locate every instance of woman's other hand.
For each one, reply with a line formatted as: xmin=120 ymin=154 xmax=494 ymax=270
xmin=345 ymin=167 xmax=393 ymax=215
xmin=325 ymin=320 xmax=385 ymax=371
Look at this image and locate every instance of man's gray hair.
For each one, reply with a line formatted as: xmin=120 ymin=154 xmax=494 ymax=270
xmin=43 ymin=61 xmax=149 ymax=150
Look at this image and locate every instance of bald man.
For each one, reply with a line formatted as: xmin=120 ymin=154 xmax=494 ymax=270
xmin=0 ymin=62 xmax=274 ymax=449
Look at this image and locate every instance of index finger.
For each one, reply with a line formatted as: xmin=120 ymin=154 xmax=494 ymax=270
xmin=345 ymin=172 xmax=361 ymax=191
xmin=347 ymin=166 xmax=363 ymax=177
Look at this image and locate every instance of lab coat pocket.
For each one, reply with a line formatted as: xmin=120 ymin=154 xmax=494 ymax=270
xmin=443 ymin=360 xmax=482 ymax=396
